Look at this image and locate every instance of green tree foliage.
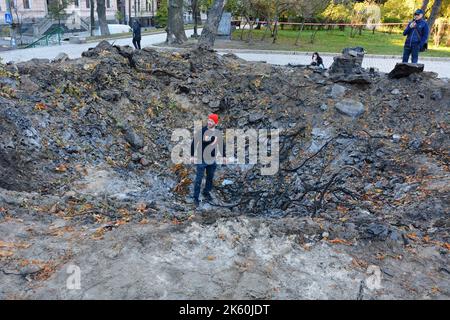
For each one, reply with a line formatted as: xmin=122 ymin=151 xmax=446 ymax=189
xmin=47 ymin=0 xmax=73 ymax=25
xmin=381 ymin=0 xmax=421 ymax=21
xmin=320 ymin=2 xmax=352 ymax=22
xmin=156 ymin=0 xmax=169 ymax=27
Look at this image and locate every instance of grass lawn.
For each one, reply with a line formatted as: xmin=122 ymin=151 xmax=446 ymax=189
xmin=228 ymin=28 xmax=450 ymax=57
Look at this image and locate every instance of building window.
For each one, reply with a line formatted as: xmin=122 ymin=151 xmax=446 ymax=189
xmin=86 ymin=0 xmax=89 ymax=8
xmin=74 ymin=0 xmax=79 ymax=7
xmin=107 ymin=0 xmax=110 ymax=8
xmin=23 ymin=0 xmax=30 ymax=9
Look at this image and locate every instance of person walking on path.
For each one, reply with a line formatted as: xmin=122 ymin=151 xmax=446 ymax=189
xmin=132 ymin=19 xmax=142 ymax=50
xmin=402 ymin=9 xmax=429 ymax=64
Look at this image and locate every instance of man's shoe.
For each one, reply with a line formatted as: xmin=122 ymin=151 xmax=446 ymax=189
xmin=193 ymin=198 xmax=200 ymax=207
xmin=202 ymin=192 xmax=212 ymax=202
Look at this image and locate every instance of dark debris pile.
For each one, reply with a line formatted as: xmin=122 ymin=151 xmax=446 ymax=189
xmin=0 ymin=40 xmax=449 ymax=244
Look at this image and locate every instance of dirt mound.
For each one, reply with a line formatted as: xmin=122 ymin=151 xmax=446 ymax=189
xmin=1 ymin=41 xmax=449 ymax=236
xmin=0 ymin=42 xmax=449 ymax=299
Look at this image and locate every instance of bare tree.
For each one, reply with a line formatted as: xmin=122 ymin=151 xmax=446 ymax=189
xmin=198 ymin=0 xmax=227 ymax=50
xmin=47 ymin=0 xmax=73 ymax=28
xmin=167 ymin=0 xmax=188 ymax=44
xmin=97 ymin=0 xmax=110 ymax=35
xmin=11 ymin=2 xmax=24 ymax=45
xmin=292 ymin=0 xmax=329 ymax=46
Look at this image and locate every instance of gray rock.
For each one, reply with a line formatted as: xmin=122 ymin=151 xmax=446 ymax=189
xmin=209 ymin=100 xmax=220 ymax=110
xmin=249 ymin=112 xmax=264 ymax=123
xmin=140 ymin=158 xmax=150 ymax=166
xmin=364 ymin=183 xmax=374 ymax=192
xmin=330 ymin=84 xmax=346 ymax=99
xmin=392 ymin=134 xmax=401 ymax=143
xmin=393 ymin=183 xmax=417 ymax=200
xmin=335 ymin=99 xmax=365 ymax=118
xmin=388 ymin=63 xmax=424 ymax=79
xmin=365 ymin=224 xmax=389 ymax=240
xmin=99 ymin=89 xmax=121 ymax=101
xmin=391 ymin=89 xmax=400 ymax=95
xmin=124 ymin=129 xmax=144 ymax=150
xmin=320 ymin=103 xmax=328 ymax=111
xmin=131 ymin=152 xmax=143 ymax=162
xmin=408 ymin=138 xmax=422 ymax=150
xmin=330 ymin=47 xmax=365 ymax=74
xmin=387 ymin=100 xmax=399 ymax=109
xmin=221 ymin=179 xmax=234 ymax=186
xmin=332 ymin=73 xmax=372 ymax=84
xmin=309 ymin=127 xmax=332 ymax=153
xmin=202 ymin=96 xmax=210 ymax=104
xmin=53 ymin=53 xmax=69 ymax=63
xmin=431 ymin=89 xmax=443 ymax=101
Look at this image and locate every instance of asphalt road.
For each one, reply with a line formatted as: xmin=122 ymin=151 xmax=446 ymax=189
xmin=1 ymin=30 xmax=449 ymax=78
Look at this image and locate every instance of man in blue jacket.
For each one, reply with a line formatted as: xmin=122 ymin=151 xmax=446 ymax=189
xmin=402 ymin=9 xmax=429 ymax=64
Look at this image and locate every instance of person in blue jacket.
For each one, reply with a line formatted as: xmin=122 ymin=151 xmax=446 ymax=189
xmin=402 ymin=9 xmax=429 ymax=64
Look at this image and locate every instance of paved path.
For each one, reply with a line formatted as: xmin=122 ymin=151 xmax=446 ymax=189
xmin=221 ymin=50 xmax=450 ymax=78
xmin=0 ymin=30 xmax=196 ymax=63
xmin=1 ymin=31 xmax=449 ymax=78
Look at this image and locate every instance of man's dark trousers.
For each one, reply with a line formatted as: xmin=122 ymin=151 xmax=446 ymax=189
xmin=194 ymin=163 xmax=217 ymax=201
xmin=133 ymin=37 xmax=141 ymax=49
xmin=402 ymin=44 xmax=420 ymax=63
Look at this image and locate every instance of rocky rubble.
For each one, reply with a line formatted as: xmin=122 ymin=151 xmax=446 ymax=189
xmin=0 ymin=41 xmax=449 ymax=299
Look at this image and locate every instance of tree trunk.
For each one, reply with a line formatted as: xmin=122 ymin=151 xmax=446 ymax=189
xmin=96 ymin=0 xmax=110 ymax=35
xmin=295 ymin=22 xmax=304 ymax=46
xmin=192 ymin=0 xmax=199 ymax=38
xmin=421 ymin=0 xmax=430 ymax=12
xmin=90 ymin=0 xmax=95 ymax=36
xmin=427 ymin=0 xmax=442 ymax=32
xmin=246 ymin=17 xmax=254 ymax=45
xmin=261 ymin=18 xmax=271 ymax=41
xmin=272 ymin=18 xmax=279 ymax=43
xmin=167 ymin=0 xmax=187 ymax=44
xmin=240 ymin=20 xmax=247 ymax=40
xmin=198 ymin=0 xmax=226 ymax=50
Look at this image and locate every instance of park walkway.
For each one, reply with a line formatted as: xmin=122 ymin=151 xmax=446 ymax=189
xmin=1 ymin=30 xmax=449 ymax=78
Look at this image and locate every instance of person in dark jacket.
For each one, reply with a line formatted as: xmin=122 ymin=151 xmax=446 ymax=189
xmin=311 ymin=52 xmax=325 ymax=69
xmin=402 ymin=9 xmax=429 ymax=64
xmin=132 ymin=20 xmax=142 ymax=50
xmin=190 ymin=114 xmax=226 ymax=207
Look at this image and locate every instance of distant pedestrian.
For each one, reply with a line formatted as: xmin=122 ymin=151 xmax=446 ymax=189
xmin=132 ymin=19 xmax=142 ymax=50
xmin=311 ymin=52 xmax=325 ymax=69
xmin=402 ymin=9 xmax=429 ymax=64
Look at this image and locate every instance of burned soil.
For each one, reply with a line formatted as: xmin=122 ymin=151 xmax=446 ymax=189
xmin=0 ymin=41 xmax=449 ymax=299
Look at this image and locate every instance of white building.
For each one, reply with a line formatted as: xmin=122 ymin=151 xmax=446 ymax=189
xmin=0 ymin=0 xmax=158 ymax=27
